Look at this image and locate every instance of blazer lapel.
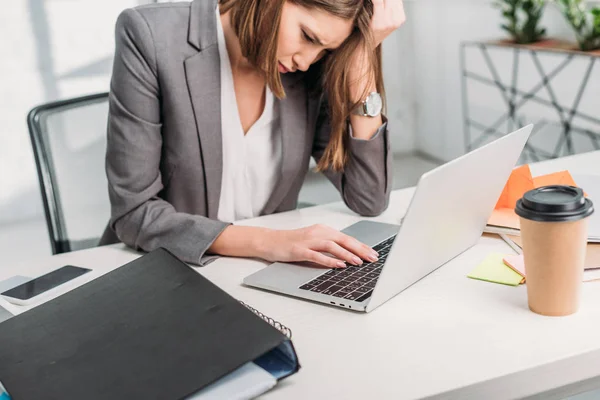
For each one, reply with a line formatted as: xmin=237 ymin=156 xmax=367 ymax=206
xmin=184 ymin=0 xmax=222 ymax=219
xmin=185 ymin=0 xmax=313 ymax=217
xmin=262 ymin=74 xmax=311 ymax=214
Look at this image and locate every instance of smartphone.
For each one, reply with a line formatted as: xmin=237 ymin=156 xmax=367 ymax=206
xmin=0 ymin=265 xmax=91 ymax=306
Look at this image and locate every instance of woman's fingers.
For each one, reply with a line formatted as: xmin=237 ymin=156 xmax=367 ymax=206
xmin=334 ymin=232 xmax=379 ymax=263
xmin=370 ymin=0 xmax=406 ymax=46
xmin=393 ymin=1 xmax=406 ymax=28
xmin=305 ymin=249 xmax=347 ymax=269
xmin=313 ymin=240 xmax=364 ymax=265
xmin=305 ymin=224 xmax=378 ymax=262
xmin=372 ymin=0 xmax=386 ymax=25
xmin=373 ymin=0 xmax=385 ymax=12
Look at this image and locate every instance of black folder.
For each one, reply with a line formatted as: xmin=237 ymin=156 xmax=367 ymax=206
xmin=0 ymin=248 xmax=299 ymax=399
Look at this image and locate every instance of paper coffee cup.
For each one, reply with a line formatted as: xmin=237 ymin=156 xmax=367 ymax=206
xmin=515 ymin=185 xmax=594 ymax=316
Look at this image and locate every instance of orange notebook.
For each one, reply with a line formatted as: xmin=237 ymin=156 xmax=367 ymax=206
xmin=487 ymin=165 xmax=579 ymax=231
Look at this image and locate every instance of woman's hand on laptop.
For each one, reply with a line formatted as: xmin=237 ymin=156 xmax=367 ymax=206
xmin=258 ymin=224 xmax=379 ymax=269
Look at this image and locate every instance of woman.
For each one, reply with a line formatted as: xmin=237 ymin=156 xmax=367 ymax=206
xmin=100 ymin=0 xmax=405 ymax=268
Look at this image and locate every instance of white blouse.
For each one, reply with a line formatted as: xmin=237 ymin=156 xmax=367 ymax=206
xmin=215 ymin=9 xmax=283 ymax=223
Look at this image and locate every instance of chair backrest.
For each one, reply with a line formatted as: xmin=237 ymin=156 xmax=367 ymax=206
xmin=27 ymin=93 xmax=110 ymax=254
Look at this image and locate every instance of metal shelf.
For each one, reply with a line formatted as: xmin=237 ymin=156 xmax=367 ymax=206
xmin=461 ymin=40 xmax=600 ymax=162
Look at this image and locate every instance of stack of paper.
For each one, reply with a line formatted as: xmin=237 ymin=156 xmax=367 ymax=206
xmin=188 ymin=362 xmax=277 ymax=400
xmin=503 ymin=235 xmax=600 ymax=269
xmin=504 ymin=254 xmax=600 ymax=283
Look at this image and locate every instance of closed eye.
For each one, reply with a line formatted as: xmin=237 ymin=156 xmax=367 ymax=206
xmin=302 ymin=30 xmax=315 ymax=44
xmin=302 ymin=29 xmax=333 ymax=55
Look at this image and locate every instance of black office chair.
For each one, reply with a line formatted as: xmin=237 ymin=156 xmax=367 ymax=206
xmin=27 ymin=93 xmax=110 ymax=255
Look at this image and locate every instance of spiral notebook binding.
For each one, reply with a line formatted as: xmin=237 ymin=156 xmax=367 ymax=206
xmin=240 ymin=301 xmax=292 ymax=339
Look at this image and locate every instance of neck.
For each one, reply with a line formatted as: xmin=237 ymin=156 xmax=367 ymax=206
xmin=220 ymin=10 xmax=256 ymax=73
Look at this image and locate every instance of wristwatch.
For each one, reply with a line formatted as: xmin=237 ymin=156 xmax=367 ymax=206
xmin=352 ymin=92 xmax=382 ymax=117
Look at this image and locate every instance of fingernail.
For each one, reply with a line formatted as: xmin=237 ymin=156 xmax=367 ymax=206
xmin=337 ymin=261 xmax=346 ymax=268
xmin=371 ymin=250 xmax=379 ymax=258
xmin=352 ymin=256 xmax=362 ymax=265
xmin=369 ymin=253 xmax=379 ymax=262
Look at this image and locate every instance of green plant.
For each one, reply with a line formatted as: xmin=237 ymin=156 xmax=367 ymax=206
xmin=495 ymin=0 xmax=547 ymax=44
xmin=557 ymin=0 xmax=600 ymax=51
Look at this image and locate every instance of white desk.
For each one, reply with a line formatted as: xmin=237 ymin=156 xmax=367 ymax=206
xmin=2 ymin=150 xmax=600 ymax=399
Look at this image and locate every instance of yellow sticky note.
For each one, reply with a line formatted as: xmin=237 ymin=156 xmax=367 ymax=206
xmin=468 ymin=253 xmax=524 ymax=286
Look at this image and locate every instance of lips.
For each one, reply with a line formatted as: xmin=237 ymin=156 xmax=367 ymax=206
xmin=278 ymin=62 xmax=290 ymax=73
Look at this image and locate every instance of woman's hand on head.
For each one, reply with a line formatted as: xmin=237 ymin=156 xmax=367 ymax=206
xmin=258 ymin=224 xmax=379 ymax=269
xmin=371 ymin=0 xmax=406 ymax=47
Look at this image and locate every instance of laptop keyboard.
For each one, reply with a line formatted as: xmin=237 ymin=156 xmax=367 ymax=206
xmin=298 ymin=234 xmax=397 ymax=302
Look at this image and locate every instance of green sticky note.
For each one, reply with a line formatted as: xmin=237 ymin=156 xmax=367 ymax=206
xmin=468 ymin=253 xmax=523 ymax=286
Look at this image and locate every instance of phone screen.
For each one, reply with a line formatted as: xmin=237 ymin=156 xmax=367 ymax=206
xmin=1 ymin=266 xmax=91 ymax=300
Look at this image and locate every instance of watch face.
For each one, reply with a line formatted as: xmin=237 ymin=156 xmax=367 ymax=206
xmin=365 ymin=92 xmax=382 ymax=116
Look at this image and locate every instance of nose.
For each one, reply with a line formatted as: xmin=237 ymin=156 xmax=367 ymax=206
xmin=292 ymin=54 xmax=310 ymax=72
xmin=293 ymin=48 xmax=323 ymax=72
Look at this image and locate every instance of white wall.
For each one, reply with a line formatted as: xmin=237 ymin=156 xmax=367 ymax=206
xmin=383 ymin=27 xmax=418 ymax=154
xmin=405 ymin=0 xmax=600 ymax=162
xmin=0 ymin=0 xmax=147 ymax=227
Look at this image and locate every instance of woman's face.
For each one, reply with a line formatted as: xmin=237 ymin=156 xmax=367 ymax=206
xmin=277 ymin=2 xmax=354 ymax=73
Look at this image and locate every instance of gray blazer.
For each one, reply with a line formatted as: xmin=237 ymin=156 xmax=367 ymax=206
xmin=100 ymin=0 xmax=392 ymax=266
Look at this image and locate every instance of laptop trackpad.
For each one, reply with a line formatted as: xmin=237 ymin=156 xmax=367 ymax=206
xmin=340 ymin=220 xmax=401 ymax=247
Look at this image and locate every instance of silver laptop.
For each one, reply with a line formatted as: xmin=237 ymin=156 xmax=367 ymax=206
xmin=243 ymin=125 xmax=533 ymax=313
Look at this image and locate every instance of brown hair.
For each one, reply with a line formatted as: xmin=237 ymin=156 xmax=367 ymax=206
xmin=218 ymin=0 xmax=385 ymax=172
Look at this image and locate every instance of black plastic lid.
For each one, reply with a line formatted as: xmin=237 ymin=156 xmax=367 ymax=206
xmin=515 ymin=185 xmax=594 ymax=222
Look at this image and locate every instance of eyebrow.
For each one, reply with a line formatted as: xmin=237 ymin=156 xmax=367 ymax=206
xmin=303 ymin=25 xmax=326 ymax=47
